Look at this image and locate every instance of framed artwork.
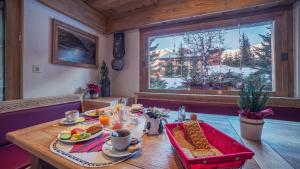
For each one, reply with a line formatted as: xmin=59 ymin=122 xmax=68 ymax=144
xmin=52 ymin=19 xmax=98 ymax=68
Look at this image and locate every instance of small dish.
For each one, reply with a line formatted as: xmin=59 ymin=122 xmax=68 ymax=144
xmin=59 ymin=117 xmax=85 ymax=125
xmin=102 ymin=140 xmax=137 ymax=158
xmin=84 ymin=109 xmax=106 ymax=117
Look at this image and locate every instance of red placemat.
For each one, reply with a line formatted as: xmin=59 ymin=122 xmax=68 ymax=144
xmin=70 ymin=133 xmax=110 ymax=153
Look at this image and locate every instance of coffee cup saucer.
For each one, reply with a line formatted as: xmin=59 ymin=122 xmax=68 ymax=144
xmin=59 ymin=117 xmax=85 ymax=125
xmin=102 ymin=140 xmax=137 ymax=158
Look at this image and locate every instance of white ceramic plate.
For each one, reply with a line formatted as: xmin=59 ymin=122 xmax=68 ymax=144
xmin=59 ymin=117 xmax=85 ymax=125
xmin=58 ymin=130 xmax=104 ymax=143
xmin=102 ymin=140 xmax=137 ymax=158
xmin=84 ymin=110 xmax=107 ymax=117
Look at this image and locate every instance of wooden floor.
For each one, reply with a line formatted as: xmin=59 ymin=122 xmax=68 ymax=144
xmin=196 ymin=113 xmax=300 ymax=169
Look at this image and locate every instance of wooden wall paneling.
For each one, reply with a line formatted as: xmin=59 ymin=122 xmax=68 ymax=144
xmin=5 ymin=0 xmax=22 ymax=100
xmin=287 ymin=9 xmax=294 ymax=97
xmin=136 ymin=92 xmax=300 ymax=108
xmin=274 ymin=13 xmax=285 ymax=96
xmin=107 ymin=0 xmax=295 ymax=33
xmin=84 ymin=0 xmax=158 ymax=16
xmin=275 ymin=7 xmax=294 ymax=97
xmin=38 ymin=0 xmax=107 ymax=33
xmin=139 ymin=33 xmax=148 ymax=92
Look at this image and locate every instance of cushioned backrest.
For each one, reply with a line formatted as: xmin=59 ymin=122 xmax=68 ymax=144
xmin=0 ymin=101 xmax=81 ymax=146
xmin=0 ymin=95 xmax=82 ymax=146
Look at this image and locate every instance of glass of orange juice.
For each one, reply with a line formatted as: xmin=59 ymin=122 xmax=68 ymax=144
xmin=99 ymin=114 xmax=110 ymax=126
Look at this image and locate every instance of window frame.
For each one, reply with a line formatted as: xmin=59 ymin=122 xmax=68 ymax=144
xmin=140 ymin=7 xmax=294 ymax=97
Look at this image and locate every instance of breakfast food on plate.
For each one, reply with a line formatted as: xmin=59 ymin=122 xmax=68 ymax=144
xmin=59 ymin=123 xmax=102 ymax=141
xmin=183 ymin=120 xmax=211 ymax=149
xmin=60 ymin=131 xmax=72 ymax=140
xmin=88 ymin=110 xmax=98 ymax=116
xmin=96 ymin=109 xmax=105 ymax=114
xmin=71 ymin=128 xmax=85 ymax=135
xmin=70 ymin=133 xmax=91 ymax=141
xmin=86 ymin=124 xmax=103 ymax=134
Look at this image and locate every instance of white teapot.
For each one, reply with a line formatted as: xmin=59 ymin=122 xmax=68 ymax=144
xmin=144 ymin=111 xmax=168 ymax=135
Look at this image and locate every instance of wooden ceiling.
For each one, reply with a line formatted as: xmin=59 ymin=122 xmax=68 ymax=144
xmin=39 ymin=0 xmax=296 ymax=34
xmin=83 ymin=0 xmax=159 ymax=17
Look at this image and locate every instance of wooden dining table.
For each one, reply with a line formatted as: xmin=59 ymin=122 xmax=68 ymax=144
xmin=7 ymin=111 xmax=270 ymax=169
xmin=6 ymin=112 xmax=182 ymax=169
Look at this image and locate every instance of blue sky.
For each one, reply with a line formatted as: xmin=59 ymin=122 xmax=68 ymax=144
xmin=151 ymin=21 xmax=273 ymax=51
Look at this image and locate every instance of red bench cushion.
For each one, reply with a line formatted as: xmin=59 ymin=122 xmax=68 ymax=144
xmin=0 ymin=144 xmax=30 ymax=169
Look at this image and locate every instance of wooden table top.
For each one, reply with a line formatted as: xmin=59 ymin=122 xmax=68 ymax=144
xmin=7 ymin=112 xmax=300 ymax=169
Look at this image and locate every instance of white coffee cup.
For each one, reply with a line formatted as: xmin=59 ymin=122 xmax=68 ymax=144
xmin=110 ymin=129 xmax=131 ymax=151
xmin=65 ymin=110 xmax=79 ymax=122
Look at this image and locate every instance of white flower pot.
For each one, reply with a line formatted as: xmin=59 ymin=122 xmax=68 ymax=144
xmin=239 ymin=116 xmax=264 ymax=141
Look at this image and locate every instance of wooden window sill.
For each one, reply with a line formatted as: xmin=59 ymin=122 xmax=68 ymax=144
xmin=135 ymin=92 xmax=300 ymax=108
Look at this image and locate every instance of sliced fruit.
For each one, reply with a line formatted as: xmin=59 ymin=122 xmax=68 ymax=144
xmin=71 ymin=128 xmax=85 ymax=135
xmin=60 ymin=133 xmax=71 ymax=140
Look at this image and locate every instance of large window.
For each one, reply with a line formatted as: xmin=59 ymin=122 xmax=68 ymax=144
xmin=140 ymin=9 xmax=293 ymax=97
xmin=148 ymin=21 xmax=274 ymax=91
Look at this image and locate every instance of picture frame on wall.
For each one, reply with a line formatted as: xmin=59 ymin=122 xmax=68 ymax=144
xmin=51 ymin=19 xmax=98 ymax=68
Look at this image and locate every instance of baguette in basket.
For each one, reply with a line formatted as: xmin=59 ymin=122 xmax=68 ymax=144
xmin=171 ymin=114 xmax=222 ymax=158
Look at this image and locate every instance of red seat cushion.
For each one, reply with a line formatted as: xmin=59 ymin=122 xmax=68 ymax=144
xmin=0 ymin=144 xmax=30 ymax=169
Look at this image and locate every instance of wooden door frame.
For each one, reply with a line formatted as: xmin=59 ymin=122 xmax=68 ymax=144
xmin=4 ymin=0 xmax=23 ymax=100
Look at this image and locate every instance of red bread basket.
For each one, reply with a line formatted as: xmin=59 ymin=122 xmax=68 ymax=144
xmin=165 ymin=122 xmax=254 ymax=169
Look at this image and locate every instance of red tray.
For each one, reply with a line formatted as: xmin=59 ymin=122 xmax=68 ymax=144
xmin=165 ymin=122 xmax=254 ymax=169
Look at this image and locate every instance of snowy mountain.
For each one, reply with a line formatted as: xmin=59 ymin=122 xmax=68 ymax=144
xmin=156 ymin=43 xmax=263 ymax=60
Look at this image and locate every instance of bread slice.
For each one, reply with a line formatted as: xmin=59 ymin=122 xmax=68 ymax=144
xmin=183 ymin=120 xmax=210 ymax=149
xmin=171 ymin=126 xmax=195 ymax=150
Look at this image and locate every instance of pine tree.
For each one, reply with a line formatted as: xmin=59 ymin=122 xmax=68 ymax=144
xmin=165 ymin=60 xmax=174 ymax=77
xmin=149 ymin=39 xmax=167 ymax=89
xmin=175 ymin=43 xmax=187 ymax=77
xmin=240 ymin=33 xmax=254 ymax=67
xmin=254 ymin=27 xmax=272 ymax=70
xmin=252 ymin=26 xmax=272 ymax=90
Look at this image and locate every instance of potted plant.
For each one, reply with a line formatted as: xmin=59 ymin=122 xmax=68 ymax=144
xmin=86 ymin=83 xmax=100 ymax=99
xmin=100 ymin=61 xmax=110 ymax=97
xmin=237 ymin=82 xmax=273 ymax=141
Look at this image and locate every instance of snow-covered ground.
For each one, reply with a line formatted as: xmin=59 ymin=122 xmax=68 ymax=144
xmin=162 ymin=77 xmax=184 ymax=88
xmin=208 ymin=65 xmax=257 ymax=77
xmin=161 ymin=65 xmax=258 ymax=89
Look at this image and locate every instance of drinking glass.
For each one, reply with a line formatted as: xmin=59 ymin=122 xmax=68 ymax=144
xmin=99 ymin=114 xmax=110 ymax=126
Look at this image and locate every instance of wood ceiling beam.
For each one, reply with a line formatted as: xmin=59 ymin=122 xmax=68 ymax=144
xmin=38 ymin=0 xmax=107 ymax=33
xmin=107 ymin=0 xmax=295 ymax=33
xmin=85 ymin=0 xmax=159 ymax=16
